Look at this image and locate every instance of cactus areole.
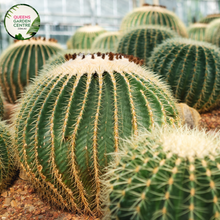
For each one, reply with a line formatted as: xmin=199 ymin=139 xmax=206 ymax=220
xmin=14 ymin=52 xmax=180 ymax=216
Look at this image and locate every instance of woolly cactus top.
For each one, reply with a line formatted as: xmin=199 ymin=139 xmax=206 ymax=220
xmin=199 ymin=13 xmax=220 ymax=24
xmin=76 ymin=24 xmax=105 ymax=33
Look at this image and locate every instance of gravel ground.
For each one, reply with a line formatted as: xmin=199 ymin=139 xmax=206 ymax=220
xmin=0 ymin=106 xmax=219 ymax=220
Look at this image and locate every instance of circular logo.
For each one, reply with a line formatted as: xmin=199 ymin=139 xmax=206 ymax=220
xmin=4 ymin=4 xmax=40 ymax=40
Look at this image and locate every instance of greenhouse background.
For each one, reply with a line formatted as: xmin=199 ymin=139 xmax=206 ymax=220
xmin=0 ymin=0 xmax=219 ymax=52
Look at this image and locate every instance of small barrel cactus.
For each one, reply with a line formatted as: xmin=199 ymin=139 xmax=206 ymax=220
xmin=0 ymin=37 xmax=63 ymax=103
xmin=117 ymin=25 xmax=178 ymax=66
xmin=120 ymin=4 xmax=188 ymax=37
xmin=14 ymin=52 xmax=180 ymax=216
xmin=91 ymin=32 xmax=121 ymax=52
xmin=67 ymin=24 xmax=106 ymax=50
xmin=0 ymin=121 xmax=16 ymax=192
xmin=188 ymin=23 xmax=207 ymax=41
xmin=149 ymin=38 xmax=220 ymax=113
xmin=199 ymin=14 xmax=220 ymax=24
xmin=103 ymin=126 xmax=220 ymax=220
xmin=205 ymin=18 xmax=220 ymax=47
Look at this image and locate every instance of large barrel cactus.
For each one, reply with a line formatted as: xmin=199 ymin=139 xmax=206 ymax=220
xmin=117 ymin=25 xmax=177 ymax=66
xmin=188 ymin=23 xmax=207 ymax=41
xmin=120 ymin=4 xmax=188 ymax=37
xmin=68 ymin=24 xmax=106 ymax=50
xmin=149 ymin=38 xmax=220 ymax=113
xmin=0 ymin=37 xmax=63 ymax=103
xmin=205 ymin=18 xmax=220 ymax=47
xmin=103 ymin=126 xmax=220 ymax=220
xmin=199 ymin=14 xmax=220 ymax=24
xmin=0 ymin=121 xmax=16 ymax=192
xmin=0 ymin=89 xmax=4 ymax=119
xmin=14 ymin=52 xmax=180 ymax=217
xmin=91 ymin=32 xmax=121 ymax=52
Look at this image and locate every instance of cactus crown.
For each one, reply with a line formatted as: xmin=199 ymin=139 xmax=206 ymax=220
xmin=188 ymin=23 xmax=207 ymax=41
xmin=199 ymin=14 xmax=220 ymax=24
xmin=103 ymin=126 xmax=220 ymax=220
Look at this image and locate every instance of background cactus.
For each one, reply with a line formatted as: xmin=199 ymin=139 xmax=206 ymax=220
xmin=91 ymin=32 xmax=121 ymax=52
xmin=149 ymin=38 xmax=220 ymax=113
xmin=120 ymin=4 xmax=188 ymax=37
xmin=0 ymin=37 xmax=63 ymax=103
xmin=14 ymin=52 xmax=180 ymax=217
xmin=199 ymin=14 xmax=220 ymax=24
xmin=205 ymin=18 xmax=220 ymax=47
xmin=67 ymin=24 xmax=106 ymax=50
xmin=0 ymin=121 xmax=16 ymax=192
xmin=117 ymin=25 xmax=178 ymax=66
xmin=103 ymin=126 xmax=220 ymax=220
xmin=188 ymin=23 xmax=207 ymax=41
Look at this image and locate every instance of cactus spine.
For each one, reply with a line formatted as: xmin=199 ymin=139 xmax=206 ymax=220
xmin=103 ymin=126 xmax=220 ymax=220
xmin=188 ymin=23 xmax=207 ymax=41
xmin=199 ymin=14 xmax=220 ymax=24
xmin=14 ymin=52 xmax=180 ymax=217
xmin=120 ymin=4 xmax=188 ymax=37
xmin=205 ymin=18 xmax=220 ymax=47
xmin=0 ymin=121 xmax=16 ymax=192
xmin=117 ymin=26 xmax=177 ymax=66
xmin=0 ymin=37 xmax=63 ymax=103
xmin=67 ymin=24 xmax=106 ymax=50
xmin=91 ymin=32 xmax=121 ymax=52
xmin=149 ymin=38 xmax=220 ymax=113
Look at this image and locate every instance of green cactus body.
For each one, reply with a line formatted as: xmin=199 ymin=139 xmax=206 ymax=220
xmin=120 ymin=4 xmax=188 ymax=37
xmin=149 ymin=38 xmax=220 ymax=113
xmin=0 ymin=121 xmax=16 ymax=192
xmin=91 ymin=32 xmax=121 ymax=52
xmin=205 ymin=18 xmax=220 ymax=47
xmin=104 ymin=126 xmax=220 ymax=220
xmin=0 ymin=89 xmax=4 ymax=119
xmin=188 ymin=23 xmax=207 ymax=41
xmin=117 ymin=26 xmax=178 ymax=66
xmin=0 ymin=37 xmax=63 ymax=103
xmin=14 ymin=52 xmax=180 ymax=216
xmin=199 ymin=14 xmax=220 ymax=24
xmin=68 ymin=25 xmax=106 ymax=50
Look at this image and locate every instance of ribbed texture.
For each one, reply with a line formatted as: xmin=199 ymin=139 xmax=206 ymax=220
xmin=0 ymin=89 xmax=4 ymax=119
xmin=68 ymin=25 xmax=106 ymax=50
xmin=117 ymin=26 xmax=177 ymax=65
xmin=120 ymin=5 xmax=188 ymax=37
xmin=0 ymin=121 xmax=16 ymax=192
xmin=14 ymin=53 xmax=180 ymax=217
xmin=91 ymin=32 xmax=121 ymax=52
xmin=0 ymin=38 xmax=63 ymax=103
xmin=205 ymin=19 xmax=220 ymax=47
xmin=199 ymin=14 xmax=220 ymax=24
xmin=188 ymin=23 xmax=207 ymax=41
xmin=149 ymin=38 xmax=220 ymax=113
xmin=104 ymin=126 xmax=220 ymax=220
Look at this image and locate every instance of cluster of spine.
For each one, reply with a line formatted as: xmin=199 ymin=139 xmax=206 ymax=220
xmin=117 ymin=25 xmax=177 ymax=66
xmin=188 ymin=23 xmax=207 ymax=41
xmin=120 ymin=4 xmax=188 ymax=37
xmin=0 ymin=89 xmax=4 ymax=119
xmin=0 ymin=121 xmax=16 ymax=192
xmin=199 ymin=14 xmax=220 ymax=24
xmin=103 ymin=126 xmax=220 ymax=220
xmin=0 ymin=37 xmax=63 ymax=103
xmin=67 ymin=25 xmax=106 ymax=50
xmin=205 ymin=18 xmax=220 ymax=47
xmin=149 ymin=38 xmax=220 ymax=113
xmin=91 ymin=32 xmax=121 ymax=52
xmin=14 ymin=52 xmax=180 ymax=217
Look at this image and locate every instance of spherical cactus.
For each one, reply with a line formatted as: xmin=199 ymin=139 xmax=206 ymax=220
xmin=0 ymin=121 xmax=16 ymax=192
xmin=120 ymin=4 xmax=188 ymax=37
xmin=0 ymin=37 xmax=63 ymax=104
xmin=149 ymin=38 xmax=220 ymax=113
xmin=199 ymin=14 xmax=220 ymax=24
xmin=103 ymin=126 xmax=220 ymax=220
xmin=14 ymin=52 xmax=180 ymax=217
xmin=0 ymin=89 xmax=4 ymax=119
xmin=68 ymin=24 xmax=106 ymax=50
xmin=205 ymin=18 xmax=220 ymax=47
xmin=91 ymin=32 xmax=121 ymax=52
xmin=117 ymin=25 xmax=178 ymax=66
xmin=188 ymin=23 xmax=207 ymax=41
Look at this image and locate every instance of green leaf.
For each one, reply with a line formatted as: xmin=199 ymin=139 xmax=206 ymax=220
xmin=26 ymin=16 xmax=40 ymax=36
xmin=15 ymin=33 xmax=25 ymax=40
